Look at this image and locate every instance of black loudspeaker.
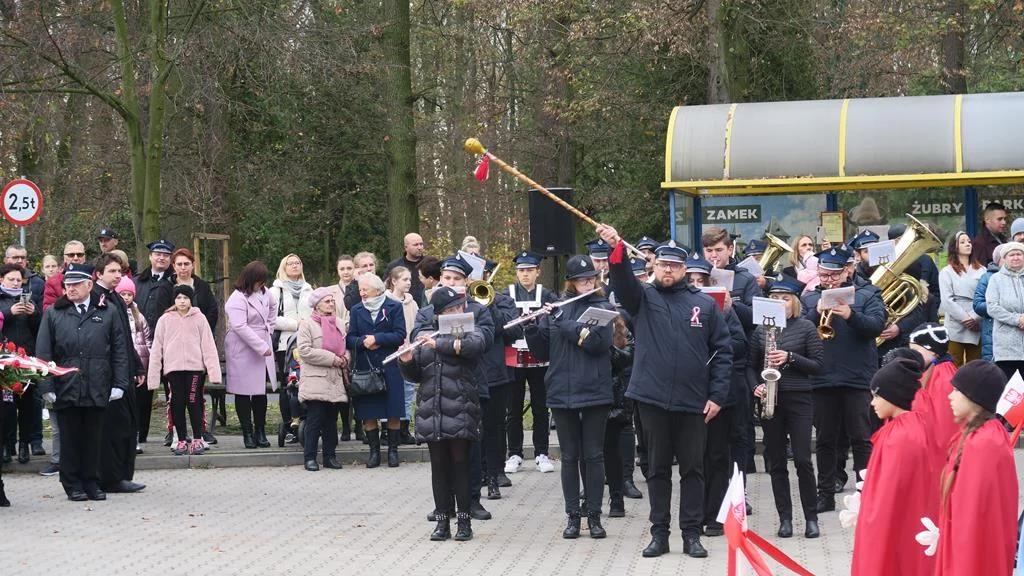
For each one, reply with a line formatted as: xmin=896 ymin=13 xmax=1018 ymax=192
xmin=529 ymin=187 xmax=575 ymax=256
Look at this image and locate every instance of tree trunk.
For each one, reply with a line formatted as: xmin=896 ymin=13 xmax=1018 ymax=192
xmin=380 ymin=0 xmax=418 ymax=258
xmin=111 ymin=0 xmax=146 ymax=259
xmin=706 ymin=0 xmax=730 ymax=104
xmin=940 ymin=0 xmax=967 ymax=94
xmin=143 ymin=0 xmax=170 ymax=248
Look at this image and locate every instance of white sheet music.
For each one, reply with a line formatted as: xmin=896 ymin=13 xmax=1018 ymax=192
xmin=576 ymin=307 xmax=618 ymax=327
xmin=437 ymin=312 xmax=475 ymax=335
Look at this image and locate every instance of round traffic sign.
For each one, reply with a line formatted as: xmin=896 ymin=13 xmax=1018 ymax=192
xmin=1 ymin=179 xmax=43 ymax=226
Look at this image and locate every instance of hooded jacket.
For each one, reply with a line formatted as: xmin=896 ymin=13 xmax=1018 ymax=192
xmin=147 ymin=307 xmax=222 ymax=388
xmin=983 ymin=263 xmax=1024 ymax=362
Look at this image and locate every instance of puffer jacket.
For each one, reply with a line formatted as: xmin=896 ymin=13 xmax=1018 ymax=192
xmin=147 ymin=307 xmax=222 ymax=388
xmin=973 ymin=263 xmax=999 ymax=361
xmin=984 ymin=264 xmax=1024 ymax=362
xmin=36 ymin=293 xmax=130 ymax=409
xmin=126 ymin=305 xmax=151 ymax=374
xmin=746 ymin=316 xmax=824 ymax=393
xmin=524 ymin=290 xmax=615 ymax=410
xmin=802 ymin=280 xmax=886 ymax=389
xmin=400 ymin=328 xmax=486 ymax=442
xmin=0 ymin=291 xmax=41 ymax=353
xmin=412 ymin=299 xmax=494 ymax=399
xmin=295 ymin=316 xmax=348 ymax=404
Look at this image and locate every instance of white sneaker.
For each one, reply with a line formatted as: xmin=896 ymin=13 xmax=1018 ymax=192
xmin=504 ymin=455 xmax=523 ymax=474
xmin=535 ymin=454 xmax=555 ymax=473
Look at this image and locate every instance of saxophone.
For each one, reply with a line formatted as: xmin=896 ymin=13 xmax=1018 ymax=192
xmin=760 ymin=319 xmax=781 ymax=420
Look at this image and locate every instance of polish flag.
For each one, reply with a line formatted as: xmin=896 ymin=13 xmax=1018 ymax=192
xmin=717 ymin=464 xmax=752 ymax=576
xmin=996 ymin=370 xmax=1024 ymax=444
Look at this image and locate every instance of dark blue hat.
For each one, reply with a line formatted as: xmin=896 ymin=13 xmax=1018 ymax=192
xmin=629 ymin=257 xmax=647 ymax=276
xmin=146 ymin=239 xmax=175 ymax=254
xmin=745 ymin=239 xmax=768 ymax=255
xmin=685 ymin=252 xmax=713 ymax=275
xmin=636 ymin=236 xmax=658 ymax=251
xmin=888 ymin=224 xmax=906 ymax=240
xmin=849 ymin=230 xmax=880 ymax=250
xmin=840 ymin=243 xmax=856 ymax=263
xmin=440 ymin=255 xmax=473 ymax=278
xmin=430 ymin=286 xmax=467 ymax=312
xmin=565 ymin=255 xmax=599 ymax=280
xmin=815 ymin=247 xmax=851 ymax=271
xmin=654 ymin=239 xmax=688 ymax=264
xmin=97 ymin=228 xmax=118 ymax=240
xmin=513 ymin=251 xmax=542 ymax=269
xmin=768 ymin=275 xmax=806 ymax=295
xmin=586 ymin=239 xmax=611 ymax=260
xmin=484 ymin=259 xmax=499 ymax=274
xmin=63 ymin=263 xmax=94 ymax=284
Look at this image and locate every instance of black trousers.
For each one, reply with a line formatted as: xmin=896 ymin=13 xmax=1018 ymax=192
xmin=604 ymin=419 xmax=626 ymax=497
xmin=763 ymin=390 xmax=817 ymax=522
xmin=429 ymin=439 xmax=472 ymax=514
xmin=638 ymin=402 xmax=707 ymax=539
xmin=552 ymin=406 xmax=609 ymax=516
xmin=235 ymin=394 xmax=268 ymax=429
xmin=136 ymin=387 xmax=154 ymax=441
xmin=483 ymin=384 xmax=509 ymax=478
xmin=57 ymin=407 xmax=105 ymax=494
xmin=731 ymin=387 xmax=752 ymax=475
xmin=304 ymin=400 xmax=339 ymax=461
xmin=634 ymin=403 xmax=648 ymax=477
xmin=338 ymin=402 xmax=353 ymax=436
xmin=1 ymin=401 xmax=13 ymax=450
xmin=703 ymin=406 xmax=733 ymax=525
xmin=14 ymin=387 xmax=42 ymax=446
xmin=168 ymin=371 xmax=205 ymax=440
xmin=813 ymin=387 xmax=872 ymax=495
xmin=619 ymin=420 xmax=636 ymax=481
xmin=507 ymin=366 xmax=549 ymax=457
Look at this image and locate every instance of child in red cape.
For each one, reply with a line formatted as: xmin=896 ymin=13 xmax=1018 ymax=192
xmin=934 ymin=359 xmax=1018 ymax=576
xmin=851 ymin=357 xmax=939 ymax=576
xmin=907 ymin=323 xmax=960 ymax=451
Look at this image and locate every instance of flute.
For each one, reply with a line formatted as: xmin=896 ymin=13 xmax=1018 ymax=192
xmin=383 ymin=331 xmax=440 ymax=364
xmin=503 ymin=288 xmax=599 ymax=330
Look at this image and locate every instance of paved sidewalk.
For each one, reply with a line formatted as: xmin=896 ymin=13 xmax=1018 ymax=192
xmin=4 ymin=452 xmax=1023 ymax=575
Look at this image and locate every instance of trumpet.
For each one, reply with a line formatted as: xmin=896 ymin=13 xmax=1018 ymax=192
xmin=503 ymin=288 xmax=599 ymax=330
xmin=817 ymin=309 xmax=835 ymax=341
xmin=383 ymin=331 xmax=440 ymax=364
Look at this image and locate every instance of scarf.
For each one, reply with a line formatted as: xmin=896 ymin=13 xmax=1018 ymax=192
xmin=311 ymin=312 xmax=345 ymax=357
xmin=362 ymin=293 xmax=387 ymax=319
xmin=0 ymin=286 xmax=23 ymax=298
xmin=283 ymin=279 xmax=305 ymax=300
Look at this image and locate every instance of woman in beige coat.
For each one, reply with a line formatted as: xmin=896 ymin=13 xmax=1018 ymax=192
xmin=297 ymin=288 xmax=349 ymax=471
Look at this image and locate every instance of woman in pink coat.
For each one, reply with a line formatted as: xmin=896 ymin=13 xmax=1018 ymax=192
xmin=224 ymin=261 xmax=278 ymax=449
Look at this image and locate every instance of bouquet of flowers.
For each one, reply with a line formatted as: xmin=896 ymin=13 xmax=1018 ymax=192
xmin=0 ymin=341 xmax=78 ymax=400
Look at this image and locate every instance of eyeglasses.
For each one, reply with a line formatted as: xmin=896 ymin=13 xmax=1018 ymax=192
xmin=654 ymin=261 xmax=684 ymax=270
xmin=64 ymin=252 xmax=85 ymax=258
xmin=817 ymin=270 xmax=844 ymax=279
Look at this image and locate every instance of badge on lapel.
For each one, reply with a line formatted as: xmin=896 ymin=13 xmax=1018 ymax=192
xmin=690 ymin=306 xmax=703 ymax=328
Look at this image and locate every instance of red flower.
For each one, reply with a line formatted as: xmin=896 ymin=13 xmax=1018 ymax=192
xmin=11 ymin=360 xmax=21 ymax=369
xmin=4 ymin=342 xmax=15 ymax=352
xmin=11 ymin=382 xmax=22 ymax=394
xmin=17 ymin=347 xmax=25 ymax=356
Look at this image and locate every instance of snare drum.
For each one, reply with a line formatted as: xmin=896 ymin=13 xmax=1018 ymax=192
xmin=505 ymin=340 xmax=548 ymax=368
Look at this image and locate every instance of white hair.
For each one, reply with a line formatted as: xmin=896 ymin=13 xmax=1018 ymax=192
xmin=358 ymin=273 xmax=385 ymax=294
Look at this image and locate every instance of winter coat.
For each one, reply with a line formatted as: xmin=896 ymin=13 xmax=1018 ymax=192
xmin=481 ymin=293 xmax=516 ymax=387
xmin=971 ymin=227 xmax=1005 ymax=266
xmin=0 ymin=291 xmax=41 ymax=353
xmin=984 ymin=264 xmax=1024 ymax=362
xmin=938 ymin=264 xmax=985 ymax=345
xmin=295 ymin=316 xmax=348 ymax=404
xmin=345 ymin=297 xmax=406 ymax=398
xmin=172 ymin=275 xmax=220 ymax=333
xmin=224 ymin=289 xmax=278 ymax=395
xmin=387 ymin=291 xmax=419 ymax=344
xmin=35 ymin=293 xmax=131 ymax=410
xmin=746 ymin=316 xmax=824 ymax=394
xmin=802 ymin=281 xmax=886 ymax=389
xmin=413 ymin=299 xmax=495 ymax=399
xmin=608 ymin=249 xmax=733 ymax=414
xmin=723 ymin=306 xmax=749 ymax=408
xmin=126 ymin=305 xmax=151 ymax=374
xmin=400 ymin=328 xmax=485 ymax=442
xmin=725 ymin=263 xmax=761 ymax=332
xmin=148 ymin=307 xmax=222 ymax=389
xmin=271 ymin=280 xmax=314 ymax=352
xmin=608 ymin=339 xmax=634 ymax=424
xmin=972 ymin=264 xmax=998 ymax=361
xmin=42 ymin=270 xmax=63 ymax=309
xmin=134 ymin=267 xmax=175 ymax=332
xmin=524 ymin=290 xmax=615 ymax=410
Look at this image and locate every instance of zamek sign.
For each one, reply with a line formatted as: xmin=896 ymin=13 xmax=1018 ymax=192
xmin=703 ymin=205 xmax=761 ymax=223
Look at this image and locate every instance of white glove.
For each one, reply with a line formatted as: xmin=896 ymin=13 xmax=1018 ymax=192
xmin=839 ymin=492 xmax=861 ymax=529
xmin=109 ymin=388 xmax=124 ymax=401
xmin=43 ymin=392 xmax=56 ymax=404
xmin=915 ymin=517 xmax=939 ymax=556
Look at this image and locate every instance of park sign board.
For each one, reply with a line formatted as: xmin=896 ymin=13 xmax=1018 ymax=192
xmin=2 ymin=179 xmax=43 ymax=226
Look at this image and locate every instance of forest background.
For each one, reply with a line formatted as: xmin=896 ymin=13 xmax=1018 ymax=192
xmin=1 ymin=0 xmax=1022 ymax=286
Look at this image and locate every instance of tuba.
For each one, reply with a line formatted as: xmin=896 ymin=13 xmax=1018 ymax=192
xmin=758 ymin=233 xmax=794 ymax=277
xmin=869 ymin=214 xmax=941 ymax=346
xmin=760 ymin=319 xmax=781 ymax=419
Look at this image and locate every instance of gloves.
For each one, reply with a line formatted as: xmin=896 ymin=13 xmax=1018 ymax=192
xmin=43 ymin=392 xmax=56 ymax=404
xmin=109 ymin=388 xmax=124 ymax=401
xmin=915 ymin=517 xmax=939 ymax=556
xmin=838 ymin=492 xmax=861 ymax=529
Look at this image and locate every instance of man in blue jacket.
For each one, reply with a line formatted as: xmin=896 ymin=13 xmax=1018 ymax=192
xmin=599 ymin=224 xmax=732 ymax=560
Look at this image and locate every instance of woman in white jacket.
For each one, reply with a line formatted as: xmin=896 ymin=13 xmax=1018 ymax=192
xmin=272 ymin=253 xmax=313 ymax=440
xmin=938 ymin=232 xmax=985 ymax=366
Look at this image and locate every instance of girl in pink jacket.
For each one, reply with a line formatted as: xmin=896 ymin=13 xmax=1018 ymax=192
xmin=148 ymin=285 xmax=222 ymax=456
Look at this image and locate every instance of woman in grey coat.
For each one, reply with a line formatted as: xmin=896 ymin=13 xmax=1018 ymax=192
xmin=984 ymin=241 xmax=1024 ymax=379
xmin=399 ymin=287 xmax=485 ymax=543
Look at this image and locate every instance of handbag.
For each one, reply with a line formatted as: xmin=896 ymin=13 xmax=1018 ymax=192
xmin=348 ymin=345 xmax=387 ymax=397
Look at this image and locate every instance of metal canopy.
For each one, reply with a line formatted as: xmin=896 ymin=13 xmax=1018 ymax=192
xmin=662 ymin=92 xmax=1024 ymax=196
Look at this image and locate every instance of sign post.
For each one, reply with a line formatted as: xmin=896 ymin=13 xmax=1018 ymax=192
xmin=2 ymin=179 xmax=43 ymax=249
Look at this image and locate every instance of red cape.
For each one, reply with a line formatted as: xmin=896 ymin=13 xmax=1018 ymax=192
xmin=911 ymin=360 xmax=960 ymax=452
xmin=851 ymin=413 xmax=939 ymax=576
xmin=934 ymin=419 xmax=1018 ymax=576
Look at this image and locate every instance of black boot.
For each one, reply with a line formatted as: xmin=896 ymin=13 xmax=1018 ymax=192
xmin=609 ymin=493 xmax=625 ymax=517
xmin=704 ymin=521 xmax=724 ymax=537
xmin=486 ymin=477 xmax=502 ymax=500
xmin=588 ymin=513 xmax=606 ymax=539
xmin=778 ymin=518 xmax=794 ymax=538
xmin=816 ymin=493 xmax=835 ymax=513
xmin=254 ymin=427 xmax=271 ymax=448
xmin=469 ymin=499 xmax=491 ymax=520
xmin=238 ymin=410 xmax=256 ymax=449
xmin=642 ymin=533 xmax=669 ymax=557
xmin=430 ymin=512 xmax=451 ymax=541
xmin=0 ymin=479 xmax=9 ymax=507
xmin=399 ymin=420 xmax=415 ymax=445
xmin=355 ymin=427 xmax=366 ymax=443
xmin=563 ymin=513 xmax=581 ymax=539
xmin=622 ymin=479 xmax=643 ymax=499
xmin=365 ymin=429 xmax=381 ymax=468
xmin=454 ymin=511 xmax=473 ymax=541
xmin=805 ymin=519 xmax=820 ymax=539
xmin=683 ymin=536 xmax=708 ymax=558
xmin=387 ymin=428 xmax=400 ymax=467
xmin=17 ymin=442 xmax=29 ymax=464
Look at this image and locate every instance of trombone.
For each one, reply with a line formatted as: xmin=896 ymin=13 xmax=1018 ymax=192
xmin=467 ymin=263 xmax=499 ymax=307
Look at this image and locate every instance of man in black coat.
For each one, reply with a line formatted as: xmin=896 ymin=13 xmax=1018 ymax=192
xmin=385 ymin=233 xmax=427 ymax=305
xmin=134 ymin=239 xmax=174 ymax=444
xmin=36 ymin=264 xmax=131 ymax=502
xmin=93 ymin=254 xmax=145 ymax=493
xmin=599 ymin=224 xmax=732 ymax=560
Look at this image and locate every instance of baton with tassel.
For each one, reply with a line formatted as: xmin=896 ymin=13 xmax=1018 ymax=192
xmin=463 ymin=138 xmax=645 ymax=259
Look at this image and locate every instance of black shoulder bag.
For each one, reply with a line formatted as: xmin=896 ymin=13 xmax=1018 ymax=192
xmin=349 ymin=343 xmax=387 ymax=397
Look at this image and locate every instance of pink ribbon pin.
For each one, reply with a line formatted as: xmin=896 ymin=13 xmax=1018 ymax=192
xmin=690 ymin=306 xmax=701 ymax=324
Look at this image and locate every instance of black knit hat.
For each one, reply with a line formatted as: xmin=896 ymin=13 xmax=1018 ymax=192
xmin=173 ymin=284 xmax=195 ymax=304
xmin=951 ymin=360 xmax=1007 ymax=414
xmin=881 ymin=347 xmax=925 ymax=370
xmin=870 ymin=357 xmax=922 ymax=411
xmin=909 ymin=323 xmax=949 ymax=356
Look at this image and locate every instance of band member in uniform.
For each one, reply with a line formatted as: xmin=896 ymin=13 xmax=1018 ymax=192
xmin=525 ymin=255 xmax=615 ymax=539
xmin=849 ymin=230 xmax=880 ymax=280
xmin=747 ymin=276 xmax=823 ymax=539
xmin=702 ymin=227 xmax=760 ymax=331
xmin=801 ymin=246 xmax=886 ymax=513
xmin=636 ymin=237 xmax=658 ymax=275
xmin=502 ymin=251 xmax=558 ymax=478
xmin=598 ymin=224 xmax=732 ymax=559
xmin=742 ymin=239 xmax=768 ymax=290
xmin=586 ymin=239 xmax=612 ymax=287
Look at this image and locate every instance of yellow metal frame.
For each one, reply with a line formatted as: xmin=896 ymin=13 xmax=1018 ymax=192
xmin=662 ymin=170 xmax=1024 ymax=196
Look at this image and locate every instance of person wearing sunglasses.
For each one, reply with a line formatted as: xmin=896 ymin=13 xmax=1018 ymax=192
xmin=42 ymin=240 xmax=87 ymax=309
